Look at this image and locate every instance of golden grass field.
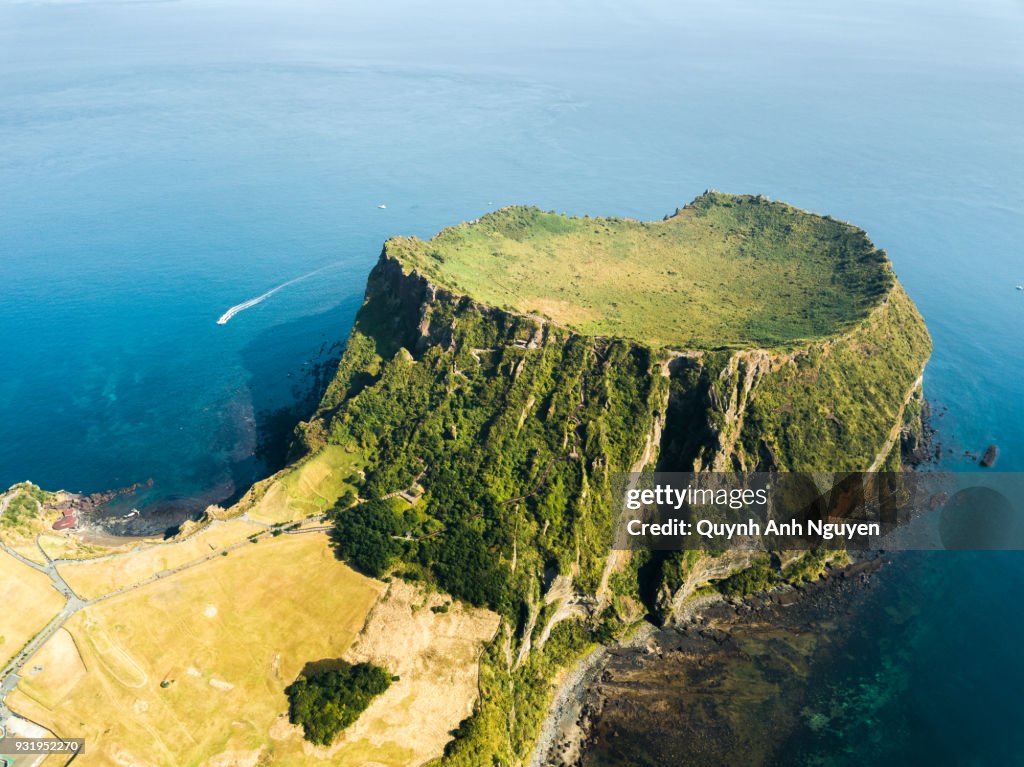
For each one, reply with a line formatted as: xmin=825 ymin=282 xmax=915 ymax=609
xmin=270 ymin=580 xmax=499 ymax=767
xmin=12 ymin=533 xmax=382 ymax=766
xmin=57 ymin=518 xmax=263 ymax=600
xmin=11 ymin=531 xmax=497 ymax=767
xmin=37 ymin=531 xmax=137 ymax=562
xmin=245 ymin=445 xmax=363 ymax=525
xmin=0 ymin=550 xmax=65 ymax=669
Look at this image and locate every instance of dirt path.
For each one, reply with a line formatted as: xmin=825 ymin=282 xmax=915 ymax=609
xmin=0 ymin=515 xmax=302 ymax=721
xmin=867 ymin=374 xmax=924 ymax=473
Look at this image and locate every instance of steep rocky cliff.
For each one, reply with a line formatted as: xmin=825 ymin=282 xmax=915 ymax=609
xmin=293 ymin=193 xmax=931 ymax=763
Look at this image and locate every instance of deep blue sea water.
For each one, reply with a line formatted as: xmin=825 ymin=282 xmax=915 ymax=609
xmin=1 ymin=0 xmax=1022 ymax=762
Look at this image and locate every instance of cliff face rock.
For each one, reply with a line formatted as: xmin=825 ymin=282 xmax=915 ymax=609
xmin=304 ymin=248 xmax=668 ymax=600
xmin=673 ymin=283 xmax=931 ymax=475
xmin=646 ymin=282 xmax=930 ymax=612
xmin=294 ymin=194 xmax=931 ymax=763
xmin=302 ymin=195 xmax=931 ymax=605
xmin=701 ymin=350 xmax=776 ymax=472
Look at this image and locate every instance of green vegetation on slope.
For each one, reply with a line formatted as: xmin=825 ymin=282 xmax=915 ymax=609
xmin=659 ymin=283 xmax=932 ymax=474
xmin=442 ymin=621 xmax=594 ymax=766
xmin=330 ymin=499 xmax=407 ymax=578
xmin=289 ymin=192 xmax=931 ymax=766
xmin=286 ymin=662 xmax=393 ymax=746
xmin=0 ymin=483 xmax=50 ymax=529
xmin=731 ymin=284 xmax=931 ymax=471
xmin=307 ymin=270 xmax=665 ymax=615
xmin=386 ymin=192 xmax=894 ymax=349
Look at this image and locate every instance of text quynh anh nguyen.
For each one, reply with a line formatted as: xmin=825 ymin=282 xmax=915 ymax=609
xmin=612 ymin=472 xmax=1024 ymax=551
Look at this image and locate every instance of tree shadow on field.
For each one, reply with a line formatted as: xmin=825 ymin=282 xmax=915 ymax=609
xmin=297 ymin=657 xmax=353 ymax=679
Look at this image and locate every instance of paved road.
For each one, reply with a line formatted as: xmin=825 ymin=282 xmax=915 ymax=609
xmin=0 ymin=489 xmax=338 ymax=743
xmin=0 ymin=519 xmax=87 ymax=722
xmin=0 ymin=501 xmax=298 ymax=726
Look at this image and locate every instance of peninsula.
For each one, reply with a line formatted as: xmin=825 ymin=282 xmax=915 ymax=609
xmin=291 ymin=191 xmax=932 ymax=763
xmin=0 ymin=192 xmax=931 ymax=766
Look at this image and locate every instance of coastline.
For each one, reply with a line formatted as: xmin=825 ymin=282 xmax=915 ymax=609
xmin=531 ymin=558 xmax=887 ymax=767
xmin=528 ymin=646 xmax=610 ymax=767
xmin=530 ymin=628 xmax=646 ymax=767
xmin=527 ymin=373 xmax=937 ymax=766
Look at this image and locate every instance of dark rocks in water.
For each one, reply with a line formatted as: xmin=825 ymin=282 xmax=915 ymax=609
xmin=980 ymin=444 xmax=999 ymax=468
xmin=901 ymin=399 xmax=939 ymax=469
xmin=576 ymin=560 xmax=888 ymax=767
xmin=64 ymin=479 xmax=152 ymax=518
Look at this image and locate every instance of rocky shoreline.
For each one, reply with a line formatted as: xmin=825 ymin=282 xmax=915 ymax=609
xmin=52 ymin=479 xmax=151 ymax=516
xmin=530 ymin=622 xmax=659 ymax=767
xmin=534 ymin=558 xmax=887 ymax=767
xmin=58 ymin=476 xmax=240 ymax=538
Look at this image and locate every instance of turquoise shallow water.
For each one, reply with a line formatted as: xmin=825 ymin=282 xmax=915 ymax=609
xmin=1 ymin=0 xmax=1022 ymax=761
xmin=773 ymin=551 xmax=1024 ymax=766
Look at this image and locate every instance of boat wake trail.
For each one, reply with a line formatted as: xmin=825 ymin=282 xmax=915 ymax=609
xmin=216 ymin=263 xmax=341 ymax=325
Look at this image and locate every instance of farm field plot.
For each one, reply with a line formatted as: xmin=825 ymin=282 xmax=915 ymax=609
xmin=10 ymin=533 xmax=384 ymax=767
xmin=0 ymin=550 xmax=65 ymax=669
xmin=57 ymin=518 xmax=262 ymax=600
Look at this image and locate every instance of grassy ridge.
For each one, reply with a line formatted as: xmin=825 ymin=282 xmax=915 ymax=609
xmin=732 ymin=283 xmax=932 ymax=471
xmin=387 ymin=192 xmax=894 ymax=349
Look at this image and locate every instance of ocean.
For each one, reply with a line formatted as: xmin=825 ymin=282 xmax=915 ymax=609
xmin=1 ymin=0 xmax=1022 ymax=761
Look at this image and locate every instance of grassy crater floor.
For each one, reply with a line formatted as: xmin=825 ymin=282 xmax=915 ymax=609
xmin=387 ymin=192 xmax=895 ymax=349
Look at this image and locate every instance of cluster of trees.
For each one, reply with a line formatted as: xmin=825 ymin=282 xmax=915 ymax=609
xmin=429 ymin=525 xmax=509 ymax=610
xmin=331 ymin=499 xmax=509 ymax=610
xmin=285 ymin=662 xmax=393 ymax=746
xmin=320 ymin=296 xmax=663 ymax=617
xmin=331 ymin=499 xmax=404 ymax=577
xmin=1 ymin=483 xmax=48 ymax=529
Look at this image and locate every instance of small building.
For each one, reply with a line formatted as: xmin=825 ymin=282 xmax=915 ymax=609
xmin=398 ymin=482 xmax=425 ymax=506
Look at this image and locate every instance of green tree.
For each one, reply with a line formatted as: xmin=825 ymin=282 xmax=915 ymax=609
xmin=330 ymin=499 xmax=403 ymax=577
xmin=285 ymin=662 xmax=393 ymax=746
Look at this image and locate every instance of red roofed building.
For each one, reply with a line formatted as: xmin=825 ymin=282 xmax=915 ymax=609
xmin=53 ymin=509 xmax=78 ymax=531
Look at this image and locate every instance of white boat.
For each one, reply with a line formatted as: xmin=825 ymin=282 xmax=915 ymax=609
xmin=1016 ymin=285 xmax=1023 ymax=291
xmin=377 ymin=203 xmax=387 ymax=209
